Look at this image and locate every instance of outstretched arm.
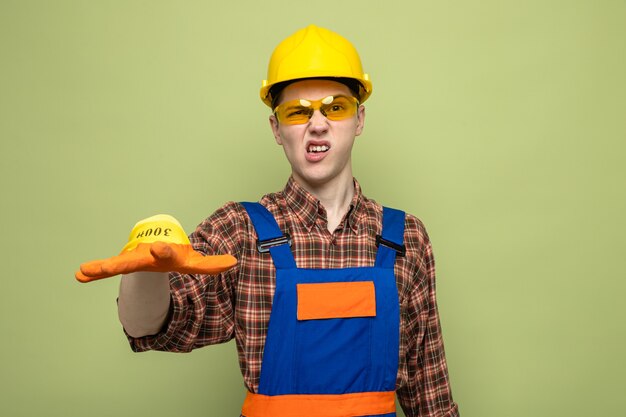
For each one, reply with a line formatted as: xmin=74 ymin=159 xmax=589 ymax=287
xmin=75 ymin=214 xmax=237 ymax=337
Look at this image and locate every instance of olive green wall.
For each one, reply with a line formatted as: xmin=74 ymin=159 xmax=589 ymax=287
xmin=1 ymin=1 xmax=624 ymax=416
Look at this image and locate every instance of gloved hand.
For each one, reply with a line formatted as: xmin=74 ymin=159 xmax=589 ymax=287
xmin=75 ymin=215 xmax=237 ymax=283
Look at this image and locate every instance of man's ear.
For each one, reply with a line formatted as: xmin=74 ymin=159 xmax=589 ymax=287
xmin=355 ymin=105 xmax=366 ymax=136
xmin=269 ymin=114 xmax=282 ymax=145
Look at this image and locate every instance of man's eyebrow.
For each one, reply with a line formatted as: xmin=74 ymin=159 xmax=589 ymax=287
xmin=283 ymin=103 xmax=303 ymax=109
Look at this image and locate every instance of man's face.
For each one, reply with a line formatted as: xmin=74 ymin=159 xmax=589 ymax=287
xmin=269 ymin=79 xmax=365 ymax=191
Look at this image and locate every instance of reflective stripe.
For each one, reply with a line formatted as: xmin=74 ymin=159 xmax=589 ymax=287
xmin=297 ymin=281 xmax=376 ymax=320
xmin=242 ymin=391 xmax=395 ymax=417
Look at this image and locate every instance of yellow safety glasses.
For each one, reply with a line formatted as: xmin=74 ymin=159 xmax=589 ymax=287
xmin=274 ymin=95 xmax=359 ymax=125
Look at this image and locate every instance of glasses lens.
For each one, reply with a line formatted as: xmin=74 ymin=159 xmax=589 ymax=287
xmin=322 ymin=96 xmax=358 ymax=121
xmin=275 ymin=102 xmax=313 ymax=125
xmin=274 ymin=96 xmax=358 ymax=124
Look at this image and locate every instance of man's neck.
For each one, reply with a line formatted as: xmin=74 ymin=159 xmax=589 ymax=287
xmin=295 ymin=174 xmax=355 ymax=233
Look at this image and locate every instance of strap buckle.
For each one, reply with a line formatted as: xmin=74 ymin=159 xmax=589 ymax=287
xmin=376 ymin=235 xmax=406 ymax=257
xmin=257 ymin=233 xmax=292 ymax=253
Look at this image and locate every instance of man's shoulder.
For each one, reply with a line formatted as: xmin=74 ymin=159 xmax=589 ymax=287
xmin=361 ymin=195 xmax=428 ymax=233
xmin=364 ymin=197 xmax=431 ymax=252
xmin=195 ymin=201 xmax=251 ymax=232
xmin=199 ymin=191 xmax=288 ymax=232
xmin=402 ymin=212 xmax=431 ymax=254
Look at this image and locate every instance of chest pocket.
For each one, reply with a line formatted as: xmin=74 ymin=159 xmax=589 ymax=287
xmin=297 ymin=281 xmax=376 ymax=320
xmin=292 ymin=275 xmax=379 ymax=393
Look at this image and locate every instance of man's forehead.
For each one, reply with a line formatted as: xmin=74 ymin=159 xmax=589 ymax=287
xmin=279 ymin=79 xmax=353 ymax=102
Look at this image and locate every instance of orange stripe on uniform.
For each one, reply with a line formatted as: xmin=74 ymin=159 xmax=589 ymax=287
xmin=242 ymin=390 xmax=395 ymax=417
xmin=297 ymin=281 xmax=376 ymax=320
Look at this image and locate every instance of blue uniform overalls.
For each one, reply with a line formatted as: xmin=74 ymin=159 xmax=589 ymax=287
xmin=240 ymin=202 xmax=405 ymax=417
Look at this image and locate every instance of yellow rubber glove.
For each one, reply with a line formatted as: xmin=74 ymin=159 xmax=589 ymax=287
xmin=75 ymin=215 xmax=237 ymax=283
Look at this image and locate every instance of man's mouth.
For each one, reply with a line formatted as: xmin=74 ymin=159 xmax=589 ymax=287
xmin=308 ymin=144 xmax=330 ymax=153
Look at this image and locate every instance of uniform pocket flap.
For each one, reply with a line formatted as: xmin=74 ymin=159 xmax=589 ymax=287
xmin=297 ymin=281 xmax=376 ymax=320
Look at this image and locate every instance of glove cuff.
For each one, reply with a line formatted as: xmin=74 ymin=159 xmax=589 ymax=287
xmin=122 ymin=214 xmax=191 ymax=252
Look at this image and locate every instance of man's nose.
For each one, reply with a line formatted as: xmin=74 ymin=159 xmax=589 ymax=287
xmin=307 ymin=110 xmax=329 ymax=134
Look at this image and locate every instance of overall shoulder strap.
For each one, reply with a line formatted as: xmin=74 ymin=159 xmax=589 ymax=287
xmin=240 ymin=202 xmax=296 ymax=269
xmin=375 ymin=206 xmax=406 ymax=268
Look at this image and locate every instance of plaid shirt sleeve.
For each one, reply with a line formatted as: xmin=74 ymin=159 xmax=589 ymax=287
xmin=396 ymin=217 xmax=460 ymax=417
xmin=126 ymin=202 xmax=245 ymax=353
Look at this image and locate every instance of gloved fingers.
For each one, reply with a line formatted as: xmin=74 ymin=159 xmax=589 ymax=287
xmin=99 ymin=244 xmax=159 ymax=276
xmin=75 ymin=269 xmax=105 ymax=283
xmin=151 ymin=242 xmax=237 ymax=275
xmin=99 ymin=243 xmax=199 ymax=275
xmin=180 ymin=252 xmax=237 ymax=275
xmin=79 ymin=258 xmax=107 ymax=277
xmin=76 ymin=256 xmax=129 ymax=282
xmin=150 ymin=241 xmax=184 ymax=264
xmin=76 ymin=242 xmax=237 ymax=282
xmin=76 ymin=245 xmax=166 ymax=282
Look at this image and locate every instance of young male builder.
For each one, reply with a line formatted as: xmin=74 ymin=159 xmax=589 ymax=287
xmin=77 ymin=24 xmax=460 ymax=417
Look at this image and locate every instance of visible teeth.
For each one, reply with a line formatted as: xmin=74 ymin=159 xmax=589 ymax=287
xmin=308 ymin=145 xmax=329 ymax=153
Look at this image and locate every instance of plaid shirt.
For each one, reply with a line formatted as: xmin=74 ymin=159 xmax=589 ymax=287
xmin=128 ymin=177 xmax=459 ymax=417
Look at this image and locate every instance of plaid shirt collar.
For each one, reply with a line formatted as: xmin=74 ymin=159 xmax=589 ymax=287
xmin=283 ymin=176 xmax=365 ymax=235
